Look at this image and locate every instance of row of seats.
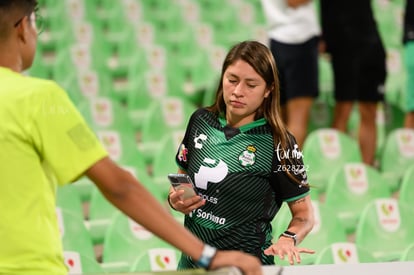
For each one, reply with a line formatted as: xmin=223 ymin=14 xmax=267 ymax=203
xmin=58 ymin=205 xmax=182 ymax=273
xmin=34 ymin=0 xmax=410 ymax=273
xmin=57 ymin=187 xmax=414 ymax=273
xmin=272 ymin=196 xmax=414 ymax=266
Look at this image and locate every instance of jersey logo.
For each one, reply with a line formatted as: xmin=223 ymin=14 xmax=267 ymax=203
xmin=194 ymin=134 xmax=207 ymax=149
xmin=238 ymin=145 xmax=256 ymax=167
xmin=194 ymin=158 xmax=228 ymax=190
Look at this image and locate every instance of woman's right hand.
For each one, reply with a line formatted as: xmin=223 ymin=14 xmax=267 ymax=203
xmin=168 ymin=189 xmax=205 ymax=214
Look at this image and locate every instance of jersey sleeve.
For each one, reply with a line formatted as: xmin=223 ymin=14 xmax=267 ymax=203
xmin=29 ymin=81 xmax=108 ymax=185
xmin=270 ymin=134 xmax=310 ymax=204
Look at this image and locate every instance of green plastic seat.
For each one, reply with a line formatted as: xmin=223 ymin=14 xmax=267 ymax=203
xmin=56 ymin=184 xmax=84 ymax=220
xmin=52 ymin=42 xmax=110 ymax=86
xmin=303 ymin=128 xmax=362 ymax=193
xmin=63 ymin=250 xmax=104 ymax=274
xmin=57 ymin=69 xmax=114 ymax=106
xmin=151 ymin=130 xmax=186 ymax=198
xmin=137 ymin=97 xmax=196 ymax=165
xmin=314 ymin=242 xmax=377 ymax=265
xmin=72 ymin=176 xmax=95 ymax=203
xmin=77 ymin=96 xmax=136 ymax=136
xmin=101 ymin=212 xmax=175 ymax=273
xmin=355 ymin=198 xmax=414 ymax=262
xmin=372 ymin=0 xmax=404 ymax=48
xmin=130 ymin=247 xmax=181 ymax=272
xmin=57 ymin=207 xmax=96 ymax=261
xmin=324 ymin=162 xmax=392 ymax=234
xmin=88 ymin=162 xmax=159 ymax=245
xmin=272 ymin=200 xmax=348 ymax=265
xmin=379 ymin=128 xmax=414 ymax=192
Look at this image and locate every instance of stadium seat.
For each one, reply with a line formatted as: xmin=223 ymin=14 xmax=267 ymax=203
xmin=314 ymin=242 xmax=377 ymax=265
xmin=87 ymin=163 xmax=160 ymax=245
xmin=130 ymin=247 xmax=181 ymax=272
xmin=102 ymin=212 xmax=175 ymax=273
xmin=58 ymin=69 xmax=114 ymax=106
xmin=77 ymin=96 xmax=135 ymax=135
xmin=87 ymin=186 xmax=120 ymax=245
xmin=52 ymin=42 xmax=109 ymax=87
xmin=324 ymin=162 xmax=392 ymax=234
xmin=372 ymin=0 xmax=404 ymax=48
xmin=398 ymin=163 xmax=414 ymax=205
xmin=63 ymin=250 xmax=104 ymax=274
xmin=137 ymin=97 xmax=197 ymax=165
xmin=57 ymin=207 xmax=96 ymax=261
xmin=72 ymin=176 xmax=95 ymax=203
xmin=379 ymin=128 xmax=414 ymax=192
xmin=150 ymin=130 xmax=186 ymax=197
xmin=272 ymin=200 xmax=348 ymax=265
xmin=126 ymin=68 xmax=169 ymax=132
xmin=302 ymin=128 xmax=362 ymax=193
xmin=355 ymin=198 xmax=414 ymax=262
xmin=56 ymin=184 xmax=84 ymax=220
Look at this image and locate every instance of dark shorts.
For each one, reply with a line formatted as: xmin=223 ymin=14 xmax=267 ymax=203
xmin=270 ymin=37 xmax=319 ymax=105
xmin=330 ymin=39 xmax=386 ymax=102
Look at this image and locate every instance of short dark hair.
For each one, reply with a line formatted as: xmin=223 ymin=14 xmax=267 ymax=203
xmin=0 ymin=0 xmax=38 ymax=40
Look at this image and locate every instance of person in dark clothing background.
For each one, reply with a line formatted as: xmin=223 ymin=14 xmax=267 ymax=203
xmin=319 ymin=0 xmax=387 ymax=166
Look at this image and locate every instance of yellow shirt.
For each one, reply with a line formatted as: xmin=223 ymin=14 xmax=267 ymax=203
xmin=0 ymin=67 xmax=107 ymax=274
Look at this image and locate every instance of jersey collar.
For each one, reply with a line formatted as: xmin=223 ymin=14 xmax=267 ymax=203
xmin=218 ymin=114 xmax=267 ymax=133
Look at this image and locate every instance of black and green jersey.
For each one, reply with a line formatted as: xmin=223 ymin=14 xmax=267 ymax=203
xmin=175 ymin=108 xmax=309 ymax=268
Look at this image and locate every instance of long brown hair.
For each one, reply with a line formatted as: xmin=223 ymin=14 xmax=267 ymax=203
xmin=207 ymin=40 xmax=303 ymax=184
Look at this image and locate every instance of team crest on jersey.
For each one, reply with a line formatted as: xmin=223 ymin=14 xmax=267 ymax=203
xmin=238 ymin=145 xmax=256 ymax=167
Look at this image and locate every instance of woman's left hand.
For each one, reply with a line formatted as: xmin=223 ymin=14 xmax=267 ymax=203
xmin=263 ymin=237 xmax=315 ymax=265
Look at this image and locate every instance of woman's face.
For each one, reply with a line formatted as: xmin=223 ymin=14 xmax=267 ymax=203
xmin=222 ymin=59 xmax=270 ymax=127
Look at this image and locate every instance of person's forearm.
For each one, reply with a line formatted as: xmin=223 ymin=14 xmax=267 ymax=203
xmin=87 ymin=158 xmax=205 ymax=261
xmin=100 ymin=176 xmax=205 ymax=261
xmin=286 ymin=197 xmax=314 ymax=245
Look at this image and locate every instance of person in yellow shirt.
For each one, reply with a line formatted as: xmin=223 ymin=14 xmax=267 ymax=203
xmin=0 ymin=1 xmax=262 ymax=274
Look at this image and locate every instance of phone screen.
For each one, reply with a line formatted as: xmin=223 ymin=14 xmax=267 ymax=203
xmin=168 ymin=174 xmax=198 ymax=199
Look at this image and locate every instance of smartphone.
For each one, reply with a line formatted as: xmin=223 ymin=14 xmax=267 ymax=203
xmin=168 ymin=173 xmax=198 ymax=200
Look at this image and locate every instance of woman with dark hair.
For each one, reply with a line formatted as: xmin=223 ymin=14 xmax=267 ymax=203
xmin=168 ymin=40 xmax=315 ymax=269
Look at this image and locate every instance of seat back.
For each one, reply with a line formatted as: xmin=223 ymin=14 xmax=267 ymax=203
xmin=303 ymin=128 xmax=362 ymax=193
xmin=314 ymin=242 xmax=377 ymax=265
xmin=56 ymin=184 xmax=84 ymax=220
xmin=379 ymin=128 xmax=414 ymax=191
xmin=63 ymin=251 xmax=104 ymax=274
xmin=130 ymin=247 xmax=181 ymax=272
xmin=57 ymin=207 xmax=95 ymax=260
xmin=355 ymin=198 xmax=414 ymax=262
xmin=324 ymin=162 xmax=391 ymax=233
xmin=272 ymin=200 xmax=348 ymax=265
xmin=137 ymin=96 xmax=196 ymax=164
xmin=151 ymin=130 xmax=186 ymax=196
xmin=102 ymin=212 xmax=174 ymax=272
